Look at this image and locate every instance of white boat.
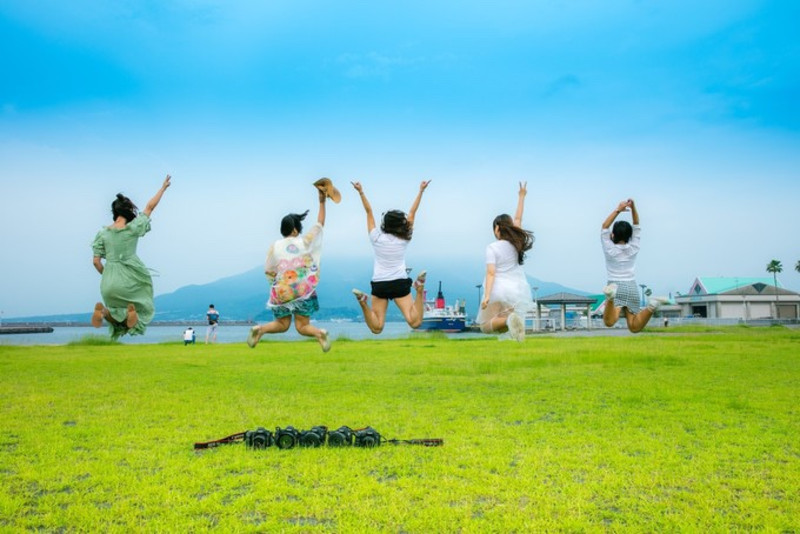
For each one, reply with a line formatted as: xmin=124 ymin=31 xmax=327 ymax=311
xmin=415 ymin=282 xmax=468 ymax=332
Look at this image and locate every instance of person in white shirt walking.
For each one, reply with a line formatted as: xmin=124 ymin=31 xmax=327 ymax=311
xmin=205 ymin=304 xmax=219 ymax=343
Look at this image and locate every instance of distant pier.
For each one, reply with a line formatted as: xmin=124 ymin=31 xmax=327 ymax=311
xmin=0 ymin=325 xmax=54 ymax=335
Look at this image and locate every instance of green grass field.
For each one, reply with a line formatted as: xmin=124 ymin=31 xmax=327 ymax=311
xmin=1 ymin=327 xmax=798 ymax=532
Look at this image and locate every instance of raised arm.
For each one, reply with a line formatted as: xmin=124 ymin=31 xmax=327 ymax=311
xmin=143 ymin=175 xmax=171 ymax=216
xmin=513 ymin=181 xmax=527 ymax=227
xmin=316 ymin=188 xmax=327 ymax=227
xmin=407 ymin=180 xmax=431 ymax=226
xmin=628 ymin=198 xmax=639 ymax=225
xmin=351 ymin=181 xmax=376 ymax=232
xmin=602 ymin=200 xmax=631 ymax=230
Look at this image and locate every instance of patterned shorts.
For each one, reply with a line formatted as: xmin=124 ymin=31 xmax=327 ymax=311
xmin=609 ymin=280 xmax=641 ymax=314
xmin=272 ymin=293 xmax=320 ymax=319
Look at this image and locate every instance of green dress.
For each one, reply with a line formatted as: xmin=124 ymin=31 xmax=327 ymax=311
xmin=91 ymin=214 xmax=154 ymax=338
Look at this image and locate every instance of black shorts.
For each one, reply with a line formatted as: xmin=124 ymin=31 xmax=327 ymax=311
xmin=371 ymin=278 xmax=412 ymax=300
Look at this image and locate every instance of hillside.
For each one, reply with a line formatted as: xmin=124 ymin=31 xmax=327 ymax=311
xmin=10 ymin=257 xmax=590 ymax=323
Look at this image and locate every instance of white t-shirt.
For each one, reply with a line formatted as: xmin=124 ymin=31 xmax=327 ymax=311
xmin=601 ymin=225 xmax=641 ymax=281
xmin=485 ymin=240 xmax=520 ymax=276
xmin=369 ymin=228 xmax=410 ymax=282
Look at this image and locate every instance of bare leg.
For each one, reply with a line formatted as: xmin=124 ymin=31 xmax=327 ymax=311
xmin=410 ymin=272 xmax=426 ymax=327
xmin=256 ymin=317 xmax=292 ymax=336
xmin=294 ymin=315 xmax=331 ymax=352
xmin=478 ymin=301 xmax=511 ymax=334
xmin=487 ymin=316 xmax=509 ymax=333
xmin=125 ymin=304 xmax=138 ymax=329
xmin=99 ymin=306 xmax=125 ymax=328
xmin=395 ymin=293 xmax=424 ymax=328
xmin=366 ymin=297 xmax=389 ymax=333
xmin=626 ymin=308 xmax=655 ymax=333
xmin=603 ymin=300 xmax=621 ymax=327
xmin=354 ymin=290 xmax=388 ymax=334
xmin=92 ymin=303 xmax=105 ymax=328
xmin=247 ymin=316 xmax=291 ymax=348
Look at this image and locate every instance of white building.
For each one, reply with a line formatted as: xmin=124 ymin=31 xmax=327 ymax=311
xmin=675 ymin=277 xmax=800 ymax=320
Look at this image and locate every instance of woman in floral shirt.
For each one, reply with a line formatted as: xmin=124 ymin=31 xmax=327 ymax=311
xmin=247 ymin=185 xmax=331 ymax=352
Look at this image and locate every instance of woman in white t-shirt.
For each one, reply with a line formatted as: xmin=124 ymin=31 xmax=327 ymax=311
xmin=351 ymin=180 xmax=430 ymax=333
xmin=477 ymin=182 xmax=534 ymax=342
xmin=600 ymin=199 xmax=667 ymax=333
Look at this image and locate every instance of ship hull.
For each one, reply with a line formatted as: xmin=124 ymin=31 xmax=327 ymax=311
xmin=416 ymin=316 xmax=467 ymax=332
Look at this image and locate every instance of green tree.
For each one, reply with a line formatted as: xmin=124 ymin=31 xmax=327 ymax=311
xmin=796 ymin=260 xmax=800 ymax=273
xmin=766 ymin=259 xmax=783 ymax=317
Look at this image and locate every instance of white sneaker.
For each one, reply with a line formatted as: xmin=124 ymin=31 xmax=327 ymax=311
xmin=319 ymin=329 xmax=331 ymax=353
xmin=603 ymin=284 xmax=617 ymax=300
xmin=507 ymin=312 xmax=525 ymax=342
xmin=647 ymin=296 xmax=669 ymax=311
xmin=352 ymin=288 xmax=368 ymax=303
xmin=246 ymin=325 xmax=260 ymax=348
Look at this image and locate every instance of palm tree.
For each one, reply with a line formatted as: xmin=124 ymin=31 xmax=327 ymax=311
xmin=766 ymin=259 xmax=783 ymax=317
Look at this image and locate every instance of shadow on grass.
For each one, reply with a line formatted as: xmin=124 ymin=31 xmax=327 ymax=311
xmin=66 ymin=335 xmax=121 ymax=346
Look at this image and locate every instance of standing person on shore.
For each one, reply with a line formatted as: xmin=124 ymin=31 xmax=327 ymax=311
xmin=205 ymin=304 xmax=219 ymax=343
xmin=600 ymin=199 xmax=667 ymax=332
xmin=477 ymin=182 xmax=534 ymax=342
xmin=350 ymin=180 xmax=430 ymax=333
xmin=91 ymin=175 xmax=171 ymax=339
xmin=247 ymin=183 xmax=334 ymax=352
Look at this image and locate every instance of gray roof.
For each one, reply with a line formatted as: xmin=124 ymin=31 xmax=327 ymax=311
xmin=538 ymin=292 xmax=598 ymax=305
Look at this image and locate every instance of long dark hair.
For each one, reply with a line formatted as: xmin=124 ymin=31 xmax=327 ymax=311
xmin=381 ymin=210 xmax=413 ymax=241
xmin=280 ymin=210 xmax=309 ymax=237
xmin=493 ymin=214 xmax=534 ymax=265
xmin=111 ymin=193 xmax=138 ymax=222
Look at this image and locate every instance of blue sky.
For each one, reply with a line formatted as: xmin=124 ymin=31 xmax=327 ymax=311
xmin=1 ymin=0 xmax=799 ymax=317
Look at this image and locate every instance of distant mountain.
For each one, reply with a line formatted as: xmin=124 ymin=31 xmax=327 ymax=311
xmin=148 ymin=257 xmax=590 ymax=322
xmin=10 ymin=257 xmax=590 ymax=323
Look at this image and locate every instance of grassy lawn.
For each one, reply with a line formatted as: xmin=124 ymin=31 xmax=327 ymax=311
xmin=1 ymin=327 xmax=798 ymax=532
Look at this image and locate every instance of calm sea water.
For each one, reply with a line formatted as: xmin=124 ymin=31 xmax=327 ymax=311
xmin=0 ymin=321 xmax=485 ymax=346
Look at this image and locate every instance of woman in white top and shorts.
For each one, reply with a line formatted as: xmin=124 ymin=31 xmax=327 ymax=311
xmin=601 ymin=199 xmax=667 ymax=333
xmin=351 ymin=180 xmax=430 ymax=333
xmin=477 ymin=182 xmax=535 ymax=342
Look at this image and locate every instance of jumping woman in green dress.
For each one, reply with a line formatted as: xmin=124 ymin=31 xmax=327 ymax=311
xmin=91 ymin=175 xmax=171 ymax=338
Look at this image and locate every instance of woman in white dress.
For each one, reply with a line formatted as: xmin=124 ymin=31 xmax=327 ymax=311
xmin=477 ymin=182 xmax=535 ymax=342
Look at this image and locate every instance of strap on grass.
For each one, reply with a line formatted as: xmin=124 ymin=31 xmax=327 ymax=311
xmin=385 ymin=438 xmax=444 ymax=447
xmin=193 ymin=431 xmax=246 ymax=450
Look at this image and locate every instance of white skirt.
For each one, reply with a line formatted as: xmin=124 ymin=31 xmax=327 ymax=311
xmin=477 ymin=269 xmax=534 ymax=326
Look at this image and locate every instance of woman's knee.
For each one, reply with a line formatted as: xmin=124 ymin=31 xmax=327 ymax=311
xmin=369 ymin=319 xmax=385 ymax=334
